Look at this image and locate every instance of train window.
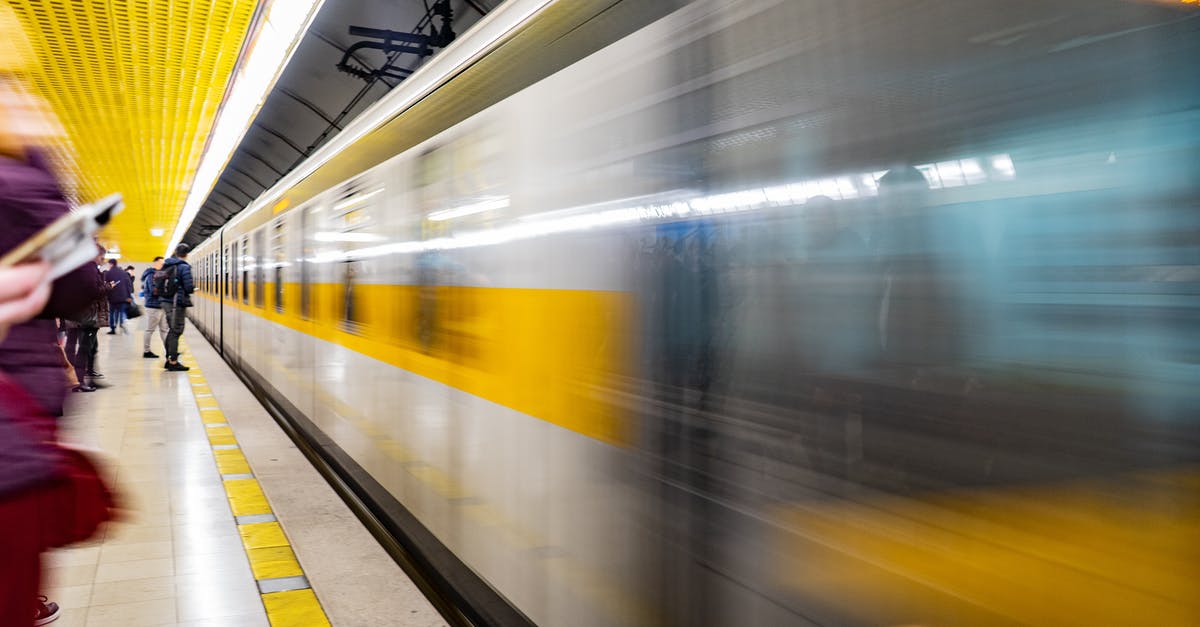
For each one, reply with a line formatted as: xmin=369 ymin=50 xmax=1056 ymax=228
xmin=225 ymin=245 xmax=233 ymax=299
xmin=341 ymin=259 xmax=363 ymax=334
xmin=241 ymin=238 xmax=249 ymax=305
xmin=300 ymin=206 xmax=312 ymax=319
xmin=253 ymin=230 xmax=265 ymax=308
xmin=271 ymin=220 xmax=284 ymax=313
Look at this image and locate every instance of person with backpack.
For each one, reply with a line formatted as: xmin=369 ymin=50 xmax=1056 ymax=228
xmin=139 ymin=256 xmax=168 ymax=359
xmin=159 ymin=243 xmax=194 ymax=372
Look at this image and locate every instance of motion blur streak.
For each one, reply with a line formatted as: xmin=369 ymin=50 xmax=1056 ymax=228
xmin=188 ymin=0 xmax=1199 ymax=624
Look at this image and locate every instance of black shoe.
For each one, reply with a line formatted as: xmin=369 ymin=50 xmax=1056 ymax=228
xmin=89 ymin=379 xmax=110 ymax=389
xmin=143 ymin=351 xmax=159 ymax=358
xmin=106 ymin=330 xmax=116 ymax=335
xmin=88 ymin=371 xmax=104 ymax=378
xmin=165 ymin=362 xmax=190 ymax=372
xmin=72 ymin=384 xmax=96 ymax=393
xmin=35 ymin=596 xmax=59 ymax=626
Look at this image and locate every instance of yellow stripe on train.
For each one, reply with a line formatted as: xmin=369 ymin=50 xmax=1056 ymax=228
xmin=199 ymin=282 xmax=633 ymax=446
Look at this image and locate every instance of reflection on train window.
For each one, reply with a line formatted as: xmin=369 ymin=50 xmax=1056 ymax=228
xmin=225 ymin=246 xmax=232 ymax=299
xmin=253 ymin=230 xmax=265 ymax=308
xmin=341 ymin=259 xmax=363 ymax=334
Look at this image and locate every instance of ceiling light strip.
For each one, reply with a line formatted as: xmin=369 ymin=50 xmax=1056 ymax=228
xmin=167 ymin=0 xmax=327 ymax=254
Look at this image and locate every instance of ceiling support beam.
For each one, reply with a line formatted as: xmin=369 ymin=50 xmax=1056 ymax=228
xmin=278 ymin=87 xmax=342 ymax=129
xmin=228 ymin=164 xmax=270 ymax=190
xmin=220 ymin=178 xmax=257 ymax=204
xmin=240 ymin=148 xmax=286 ymax=177
xmin=252 ymin=121 xmax=308 ymax=155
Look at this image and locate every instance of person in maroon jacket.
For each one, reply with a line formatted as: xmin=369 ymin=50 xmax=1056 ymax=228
xmin=0 ymin=44 xmax=106 ymax=622
xmin=0 ymin=150 xmax=104 ymax=417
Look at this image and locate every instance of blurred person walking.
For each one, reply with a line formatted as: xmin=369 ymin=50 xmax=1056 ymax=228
xmin=103 ymin=259 xmax=132 ymax=335
xmin=140 ymin=256 xmax=168 ymax=358
xmin=2 ymin=8 xmax=113 ymax=621
xmin=0 ymin=262 xmax=55 ymax=627
xmin=159 ymin=243 xmax=194 ymax=371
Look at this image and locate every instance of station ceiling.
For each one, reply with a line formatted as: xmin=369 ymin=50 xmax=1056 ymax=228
xmin=8 ymin=0 xmax=493 ymax=261
xmin=7 ymin=0 xmax=260 ymax=261
xmin=179 ymin=0 xmax=495 ymax=250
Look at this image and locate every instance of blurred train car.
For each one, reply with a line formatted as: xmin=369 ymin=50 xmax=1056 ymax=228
xmin=190 ymin=0 xmax=1200 ymax=624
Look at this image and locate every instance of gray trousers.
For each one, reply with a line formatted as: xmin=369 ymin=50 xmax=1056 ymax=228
xmin=162 ymin=302 xmax=187 ymax=361
xmin=143 ymin=306 xmax=168 ymax=352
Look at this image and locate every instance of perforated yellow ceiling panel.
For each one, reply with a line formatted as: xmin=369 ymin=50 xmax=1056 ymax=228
xmin=6 ymin=0 xmax=260 ymax=260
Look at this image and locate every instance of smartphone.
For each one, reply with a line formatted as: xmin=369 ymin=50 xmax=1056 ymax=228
xmin=0 ymin=193 xmax=124 ymax=280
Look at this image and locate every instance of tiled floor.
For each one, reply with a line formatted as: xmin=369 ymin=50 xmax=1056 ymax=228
xmin=47 ymin=322 xmax=444 ymax=626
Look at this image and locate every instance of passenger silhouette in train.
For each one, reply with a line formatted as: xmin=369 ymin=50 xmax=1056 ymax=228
xmin=873 ymin=165 xmax=966 ymax=382
xmin=790 ymin=195 xmax=878 ymax=480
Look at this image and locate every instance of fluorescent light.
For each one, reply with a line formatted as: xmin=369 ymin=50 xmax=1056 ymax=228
xmin=167 ymin=0 xmax=327 ymax=255
xmin=313 ymin=231 xmax=386 ymax=243
xmin=426 ymin=196 xmax=509 ymax=221
xmin=332 ymin=188 xmax=383 ymax=213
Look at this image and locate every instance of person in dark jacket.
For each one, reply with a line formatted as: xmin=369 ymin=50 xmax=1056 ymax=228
xmin=140 ymin=256 xmax=167 ymax=358
xmin=161 ymin=244 xmax=194 ymax=371
xmin=103 ymin=259 xmax=132 ymax=335
xmin=67 ymin=251 xmax=109 ymax=392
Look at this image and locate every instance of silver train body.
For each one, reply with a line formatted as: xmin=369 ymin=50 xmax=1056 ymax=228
xmin=191 ymin=0 xmax=1200 ymax=624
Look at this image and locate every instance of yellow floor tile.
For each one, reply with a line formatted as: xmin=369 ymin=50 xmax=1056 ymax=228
xmin=246 ymin=545 xmax=303 ymax=580
xmin=226 ymin=479 xmax=271 ymax=517
xmin=262 ymin=589 xmax=330 ymax=627
xmin=239 ymin=521 xmax=289 ymax=550
xmin=214 ymin=449 xmax=252 ymax=475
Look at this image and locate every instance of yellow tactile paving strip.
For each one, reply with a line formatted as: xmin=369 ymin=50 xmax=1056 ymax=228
xmin=178 ymin=340 xmax=333 ymax=627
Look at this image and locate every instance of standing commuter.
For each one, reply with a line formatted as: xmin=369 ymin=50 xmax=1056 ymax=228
xmin=140 ymin=257 xmax=168 ymax=358
xmin=103 ymin=259 xmax=132 ymax=334
xmin=160 ymin=243 xmax=194 ymax=371
xmin=70 ymin=252 xmax=109 ymax=390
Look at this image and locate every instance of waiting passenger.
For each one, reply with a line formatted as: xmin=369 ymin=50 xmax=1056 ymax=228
xmin=160 ymin=243 xmax=194 ymax=372
xmin=103 ymin=259 xmax=132 ymax=335
xmin=140 ymin=256 xmax=168 ymax=358
xmin=68 ymin=251 xmax=109 ymax=391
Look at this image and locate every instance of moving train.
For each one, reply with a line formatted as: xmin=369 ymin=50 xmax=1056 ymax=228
xmin=189 ymin=0 xmax=1200 ymax=624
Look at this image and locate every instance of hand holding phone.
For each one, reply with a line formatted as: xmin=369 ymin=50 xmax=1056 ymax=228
xmin=0 ymin=193 xmax=124 ymax=281
xmin=0 ymin=262 xmax=51 ymax=342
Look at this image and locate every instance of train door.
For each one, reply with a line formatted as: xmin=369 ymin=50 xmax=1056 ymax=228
xmin=220 ymin=238 xmax=229 ymax=356
xmin=291 ymin=205 xmax=316 ymax=420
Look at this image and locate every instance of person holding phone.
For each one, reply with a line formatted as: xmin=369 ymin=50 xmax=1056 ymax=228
xmin=1 ymin=13 xmax=111 ymax=623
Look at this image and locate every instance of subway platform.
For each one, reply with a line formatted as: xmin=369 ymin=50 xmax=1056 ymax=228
xmin=43 ymin=326 xmax=445 ymax=627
